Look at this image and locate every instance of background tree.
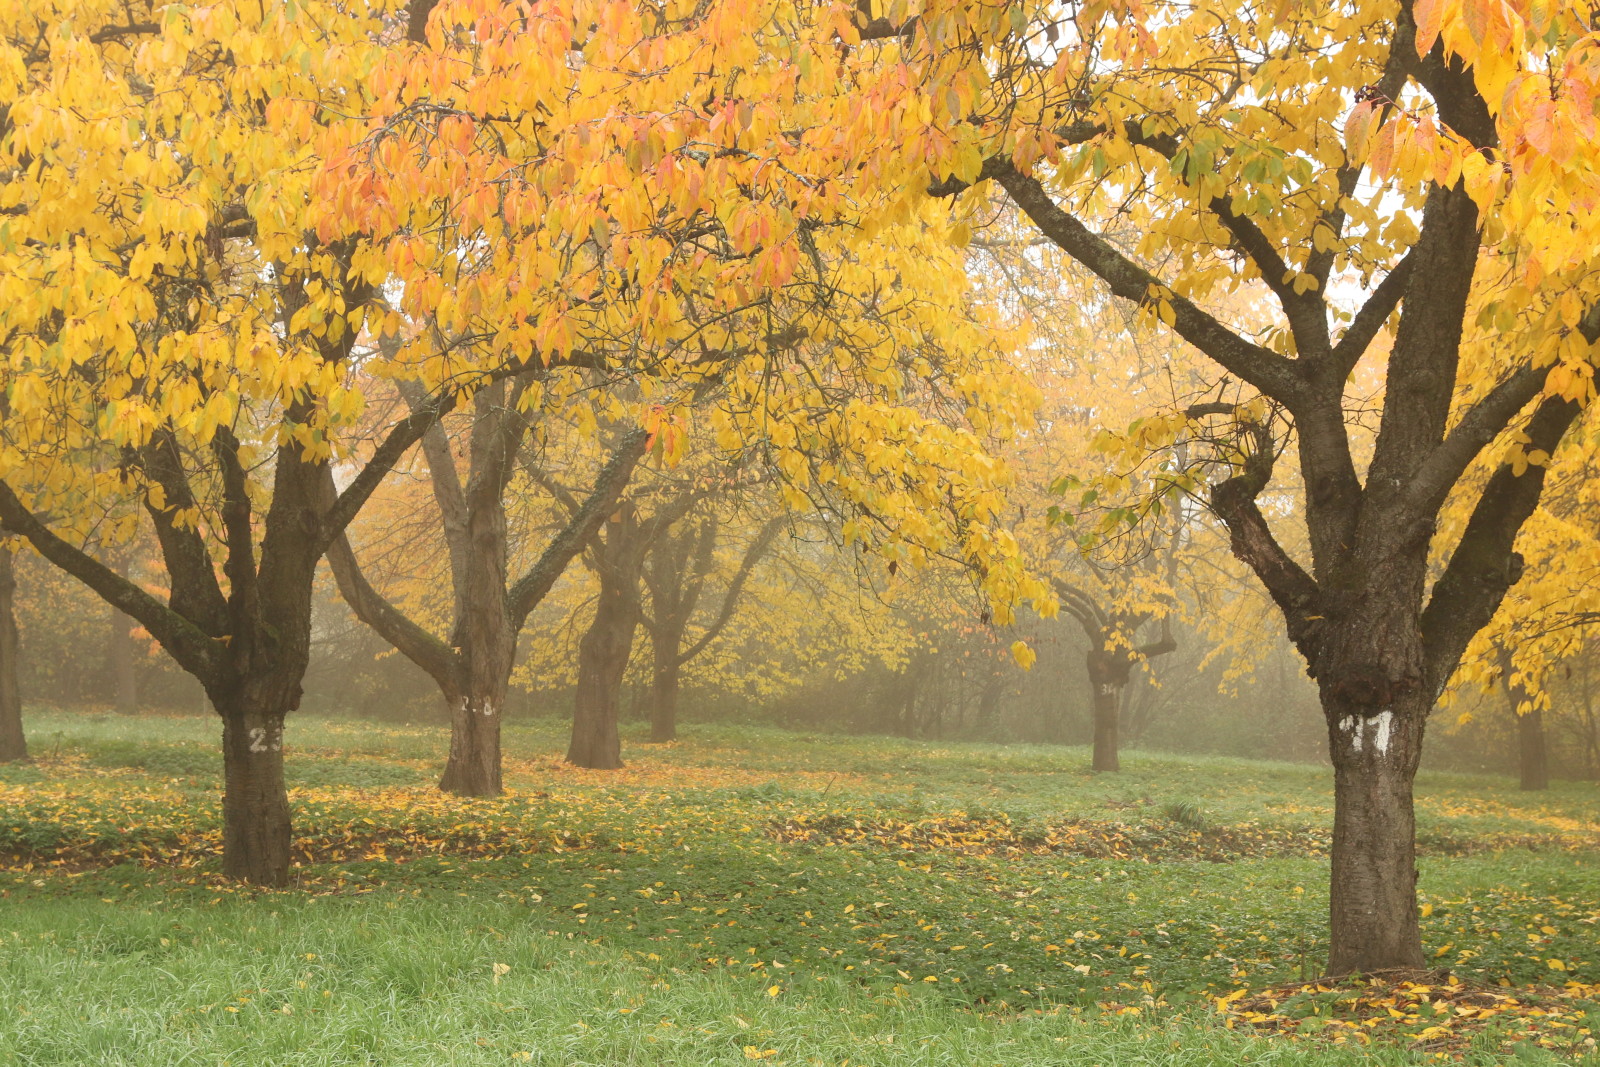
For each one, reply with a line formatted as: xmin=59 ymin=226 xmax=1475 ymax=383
xmin=641 ymin=507 xmax=784 ymax=743
xmin=327 ymin=375 xmax=647 ymax=796
xmin=1447 ymin=441 xmax=1600 ymax=790
xmin=334 ymin=0 xmax=1053 ymax=633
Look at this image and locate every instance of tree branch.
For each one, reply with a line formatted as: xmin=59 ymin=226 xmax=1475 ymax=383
xmin=212 ymin=426 xmax=260 ymax=625
xmin=1048 ymin=575 xmax=1107 ymax=637
xmin=507 ymin=428 xmax=649 ymax=632
xmin=1207 ymin=422 xmax=1324 ymax=661
xmin=1329 ymin=250 xmax=1415 ymax=377
xmin=318 ymin=390 xmax=463 ymax=553
xmin=1421 ymin=395 xmax=1582 ymax=695
xmin=0 ymin=482 xmax=220 ymax=680
xmin=1403 ymin=361 xmax=1548 ymax=520
xmin=321 ymin=503 xmax=459 ymax=690
xmin=134 ymin=430 xmax=229 ymax=636
xmin=992 ymin=163 xmax=1309 ymax=406
xmin=676 ymin=516 xmax=783 ymax=666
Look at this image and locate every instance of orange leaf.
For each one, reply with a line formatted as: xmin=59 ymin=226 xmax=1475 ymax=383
xmin=1413 ymin=0 xmax=1444 ymax=57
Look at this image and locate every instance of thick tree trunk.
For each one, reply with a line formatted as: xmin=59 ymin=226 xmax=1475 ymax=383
xmin=1517 ymin=704 xmax=1549 ymax=792
xmin=649 ymin=650 xmax=681 ymax=743
xmin=569 ymin=567 xmax=642 ymax=769
xmin=216 ymin=689 xmax=292 ymax=886
xmin=1323 ymin=686 xmax=1428 ymax=976
xmin=569 ymin=616 xmax=634 ymax=768
xmin=438 ymin=443 xmax=515 ymax=795
xmin=438 ymin=678 xmax=505 ymax=795
xmin=0 ymin=546 xmax=26 ymax=762
xmin=1085 ymin=650 xmax=1126 ymax=773
xmin=569 ymin=506 xmax=654 ymax=769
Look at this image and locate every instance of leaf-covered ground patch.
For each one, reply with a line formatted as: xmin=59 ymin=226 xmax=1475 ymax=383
xmin=772 ymin=812 xmax=1600 ymax=860
xmin=1216 ymin=971 xmax=1600 ymax=1059
xmin=769 ymin=811 xmax=1336 ymax=860
xmin=3 ymin=709 xmax=1598 ymax=1063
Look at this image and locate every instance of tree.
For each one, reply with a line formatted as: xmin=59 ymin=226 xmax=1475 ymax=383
xmin=641 ymin=509 xmax=783 ymax=742
xmin=818 ymin=0 xmax=1600 ymax=972
xmin=1050 ymin=575 xmax=1176 ymax=772
xmin=537 ymin=444 xmax=725 ymax=768
xmin=327 ymin=377 xmax=647 ymax=796
xmin=0 ymin=1 xmax=514 ymax=883
xmin=1498 ymin=646 xmax=1548 ymax=791
xmin=332 ymin=0 xmax=1053 ymax=635
xmin=566 ymin=501 xmax=662 ymax=769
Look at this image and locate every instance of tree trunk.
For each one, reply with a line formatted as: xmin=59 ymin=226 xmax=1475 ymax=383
xmin=569 ymin=563 xmax=642 ymax=769
xmin=1085 ymin=649 xmax=1126 ymax=773
xmin=438 ymin=677 xmax=504 ymax=795
xmin=569 ymin=612 xmax=635 ymax=768
xmin=899 ymin=663 xmax=920 ymax=739
xmin=216 ymin=689 xmax=292 ymax=886
xmin=1517 ymin=703 xmax=1549 ymax=792
xmin=976 ymin=673 xmax=1003 ymax=725
xmin=0 ymin=546 xmax=26 ymax=762
xmin=649 ymin=648 xmax=681 ymax=743
xmin=437 ymin=440 xmax=515 ymax=795
xmin=109 ymin=609 xmax=140 ymax=715
xmin=1323 ymin=688 xmax=1428 ymax=976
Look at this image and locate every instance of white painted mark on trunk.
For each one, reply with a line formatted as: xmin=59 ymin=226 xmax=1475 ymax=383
xmin=1372 ymin=710 xmax=1394 ymax=756
xmin=1340 ymin=715 xmax=1362 ymax=753
xmin=248 ymin=726 xmax=282 ymax=753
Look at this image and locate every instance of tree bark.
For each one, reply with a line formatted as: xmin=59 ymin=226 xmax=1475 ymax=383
xmin=568 ymin=510 xmax=648 ymax=769
xmin=0 ymin=546 xmax=26 ymax=762
xmin=648 ymin=635 xmax=683 ymax=743
xmin=568 ymin=580 xmax=640 ymax=769
xmin=436 ymin=387 xmax=517 ymax=795
xmin=215 ymin=688 xmax=292 ymax=885
xmin=437 ymin=678 xmax=505 ymax=796
xmin=1324 ymin=686 xmax=1428 ymax=976
xmin=1085 ymin=649 xmax=1123 ymax=772
xmin=1517 ymin=703 xmax=1549 ymax=792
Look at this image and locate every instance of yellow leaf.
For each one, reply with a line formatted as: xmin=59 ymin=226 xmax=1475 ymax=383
xmin=1344 ymin=100 xmax=1376 ymax=158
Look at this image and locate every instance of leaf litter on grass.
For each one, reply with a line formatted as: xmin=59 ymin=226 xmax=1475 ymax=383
xmin=4 ymin=714 xmax=1599 ymax=1062
xmin=1214 ymin=970 xmax=1600 ymax=1060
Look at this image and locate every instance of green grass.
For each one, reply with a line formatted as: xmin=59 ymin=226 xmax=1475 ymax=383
xmin=0 ymin=889 xmax=1527 ymax=1067
xmin=1 ymin=706 xmax=1597 ymax=1065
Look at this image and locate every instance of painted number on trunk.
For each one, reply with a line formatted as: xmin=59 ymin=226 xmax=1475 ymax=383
xmin=248 ymin=726 xmax=283 ymax=753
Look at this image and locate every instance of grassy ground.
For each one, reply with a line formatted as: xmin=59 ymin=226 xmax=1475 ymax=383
xmin=1 ymin=707 xmax=1597 ymax=1065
